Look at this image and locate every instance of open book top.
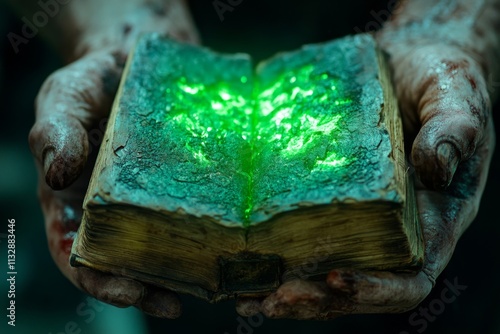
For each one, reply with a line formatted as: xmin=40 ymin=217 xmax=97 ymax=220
xmin=85 ymin=33 xmax=404 ymax=227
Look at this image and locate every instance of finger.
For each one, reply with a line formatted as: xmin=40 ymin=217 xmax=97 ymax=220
xmin=74 ymin=268 xmax=182 ymax=319
xmin=396 ymin=45 xmax=490 ymax=189
xmin=73 ymin=268 xmax=181 ymax=319
xmin=40 ymin=180 xmax=182 ymax=318
xmin=236 ymin=298 xmax=263 ymax=317
xmin=29 ymin=51 xmax=125 ymax=189
xmin=257 ymin=271 xmax=430 ymax=320
xmin=135 ymin=285 xmax=182 ymax=319
xmin=326 ymin=269 xmax=431 ymax=311
xmin=37 ymin=145 xmax=99 ymax=276
xmin=327 ymin=122 xmax=494 ymax=311
xmin=41 ymin=189 xmax=147 ymax=309
xmin=416 ymin=118 xmax=496 ymax=282
xmin=29 ymin=114 xmax=89 ymax=190
xmin=257 ymin=121 xmax=495 ymax=320
xmin=325 ymin=123 xmax=496 ymax=317
xmin=74 ymin=268 xmax=145 ymax=307
xmin=260 ymin=280 xmax=339 ymax=320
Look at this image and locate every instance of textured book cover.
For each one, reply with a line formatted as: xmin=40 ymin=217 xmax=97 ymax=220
xmin=71 ymin=33 xmax=423 ymax=302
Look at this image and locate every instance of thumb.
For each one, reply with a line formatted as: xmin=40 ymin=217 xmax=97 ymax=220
xmin=29 ymin=51 xmax=125 ymax=189
xmin=29 ymin=114 xmax=89 ymax=190
xmin=404 ymin=47 xmax=490 ymax=189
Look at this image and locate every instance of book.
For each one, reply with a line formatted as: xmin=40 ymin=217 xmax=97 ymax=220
xmin=70 ymin=33 xmax=423 ymax=302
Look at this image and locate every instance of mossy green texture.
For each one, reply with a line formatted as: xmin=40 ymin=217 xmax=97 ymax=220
xmin=114 ymin=34 xmax=396 ymax=227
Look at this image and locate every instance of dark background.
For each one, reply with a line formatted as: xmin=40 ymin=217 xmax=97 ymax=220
xmin=1 ymin=1 xmax=499 ymax=333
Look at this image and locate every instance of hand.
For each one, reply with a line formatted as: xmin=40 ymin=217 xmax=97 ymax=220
xmin=29 ymin=49 xmax=182 ymax=318
xmin=236 ymin=9 xmax=497 ymax=320
xmin=27 ymin=0 xmax=199 ymax=318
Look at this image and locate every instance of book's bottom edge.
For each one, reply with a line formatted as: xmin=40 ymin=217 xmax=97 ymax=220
xmin=70 ymin=252 xmax=285 ymax=302
xmin=71 ymin=200 xmax=423 ymax=302
xmin=70 ymin=250 xmax=422 ymax=303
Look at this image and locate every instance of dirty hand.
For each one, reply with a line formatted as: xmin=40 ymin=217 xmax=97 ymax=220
xmin=236 ymin=0 xmax=498 ymax=319
xmin=27 ymin=0 xmax=198 ymax=318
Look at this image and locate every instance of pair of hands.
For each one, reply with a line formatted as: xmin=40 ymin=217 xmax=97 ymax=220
xmin=28 ymin=14 xmax=495 ymax=320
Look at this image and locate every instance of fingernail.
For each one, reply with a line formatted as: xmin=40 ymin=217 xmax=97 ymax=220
xmin=43 ymin=148 xmax=66 ymax=190
xmin=436 ymin=142 xmax=460 ymax=189
xmin=43 ymin=147 xmax=55 ymax=176
xmin=43 ymin=147 xmax=74 ymax=190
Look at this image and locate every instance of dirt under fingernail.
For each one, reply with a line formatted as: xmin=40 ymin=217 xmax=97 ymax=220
xmin=436 ymin=142 xmax=460 ymax=188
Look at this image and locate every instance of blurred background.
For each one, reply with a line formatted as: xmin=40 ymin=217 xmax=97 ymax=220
xmin=1 ymin=1 xmax=499 ymax=333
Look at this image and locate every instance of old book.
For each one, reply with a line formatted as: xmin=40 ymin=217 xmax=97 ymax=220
xmin=70 ymin=33 xmax=423 ymax=302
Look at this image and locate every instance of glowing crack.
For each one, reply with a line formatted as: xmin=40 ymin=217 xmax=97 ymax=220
xmin=164 ymin=63 xmax=354 ymax=223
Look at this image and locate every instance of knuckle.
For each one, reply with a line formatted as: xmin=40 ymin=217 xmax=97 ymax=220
xmin=37 ymin=64 xmax=90 ymax=109
xmin=38 ymin=68 xmax=67 ymax=97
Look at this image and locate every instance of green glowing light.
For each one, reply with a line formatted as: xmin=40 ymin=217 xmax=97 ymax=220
xmin=253 ymin=63 xmax=352 ymax=160
xmin=211 ymin=101 xmax=223 ymax=110
xmin=334 ymin=98 xmax=352 ymax=106
xmin=316 ymin=154 xmax=347 ymax=168
xmin=271 ymin=107 xmax=293 ymax=126
xmin=219 ymin=90 xmax=232 ymax=101
xmin=164 ymin=62 xmax=355 ymax=223
xmin=193 ymin=149 xmax=210 ymax=165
